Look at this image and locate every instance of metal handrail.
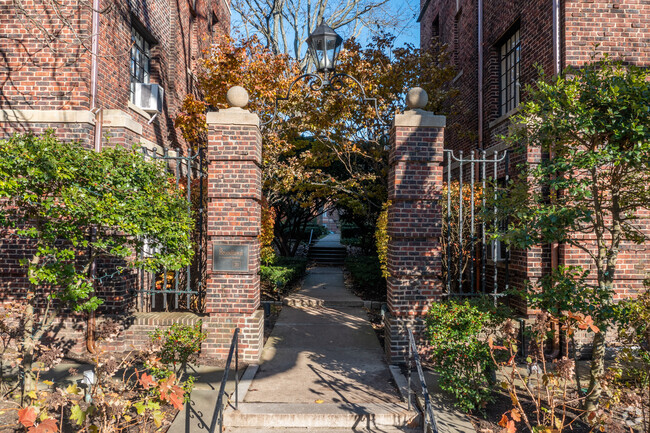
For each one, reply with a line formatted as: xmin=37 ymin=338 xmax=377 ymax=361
xmin=406 ymin=327 xmax=440 ymax=433
xmin=209 ymin=328 xmax=239 ymax=433
xmin=308 ymin=228 xmax=314 ymax=246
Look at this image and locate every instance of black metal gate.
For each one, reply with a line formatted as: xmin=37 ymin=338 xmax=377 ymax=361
xmin=442 ymin=149 xmax=510 ymax=303
xmin=137 ymin=146 xmax=206 ymax=312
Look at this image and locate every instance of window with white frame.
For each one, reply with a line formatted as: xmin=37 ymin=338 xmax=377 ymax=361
xmin=499 ymin=27 xmax=520 ymax=116
xmin=130 ymin=27 xmax=151 ymax=103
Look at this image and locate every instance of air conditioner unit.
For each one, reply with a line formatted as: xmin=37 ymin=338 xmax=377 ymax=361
xmin=134 ymin=83 xmax=164 ymax=114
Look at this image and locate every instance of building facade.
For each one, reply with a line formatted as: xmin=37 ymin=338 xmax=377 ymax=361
xmin=419 ymin=0 xmax=650 ymax=309
xmin=0 ymin=0 xmax=229 ymax=150
xmin=0 ymin=0 xmax=230 ymax=355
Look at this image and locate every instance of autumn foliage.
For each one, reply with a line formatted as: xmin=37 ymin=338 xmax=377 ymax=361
xmin=175 ymin=33 xmax=457 ymax=256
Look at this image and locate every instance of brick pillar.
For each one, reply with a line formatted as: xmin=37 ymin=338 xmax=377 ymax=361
xmin=203 ymin=102 xmax=263 ymax=363
xmin=385 ymin=105 xmax=446 ymax=364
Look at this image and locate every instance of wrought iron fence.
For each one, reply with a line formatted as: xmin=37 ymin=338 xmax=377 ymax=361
xmin=137 ymin=146 xmax=206 ymax=312
xmin=443 ymin=149 xmax=510 ymax=303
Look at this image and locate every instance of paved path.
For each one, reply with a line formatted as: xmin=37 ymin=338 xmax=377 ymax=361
xmin=313 ymin=232 xmax=344 ymax=248
xmin=244 ymin=268 xmax=396 ymax=404
xmin=224 ymin=266 xmax=417 ymax=431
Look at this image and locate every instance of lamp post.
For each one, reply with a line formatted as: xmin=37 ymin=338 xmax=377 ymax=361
xmin=262 ymin=22 xmax=385 ymax=126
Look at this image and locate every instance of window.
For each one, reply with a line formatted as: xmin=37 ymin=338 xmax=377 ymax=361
xmin=431 ymin=15 xmax=439 ymax=39
xmin=499 ymin=27 xmax=520 ymax=115
xmin=130 ymin=27 xmax=151 ymax=103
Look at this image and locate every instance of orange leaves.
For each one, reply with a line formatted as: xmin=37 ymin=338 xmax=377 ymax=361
xmin=195 ymin=34 xmax=299 ymax=112
xmin=18 ymin=406 xmax=38 ymax=428
xmin=498 ymin=410 xmax=519 ymax=433
xmin=138 ymin=372 xmax=156 ymax=389
xmin=157 ymin=375 xmax=185 ymax=410
xmin=137 ymin=372 xmax=185 ymax=410
xmin=174 ymin=95 xmax=208 ymax=148
xmin=566 ymin=312 xmax=600 ymax=333
xmin=19 ymin=407 xmax=58 ymax=433
xmin=29 ymin=419 xmax=58 ymax=433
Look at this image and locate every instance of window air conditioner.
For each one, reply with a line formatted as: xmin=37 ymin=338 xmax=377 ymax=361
xmin=134 ymin=83 xmax=164 ymax=113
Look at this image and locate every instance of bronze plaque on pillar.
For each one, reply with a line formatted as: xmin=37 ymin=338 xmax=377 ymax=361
xmin=212 ymin=244 xmax=249 ymax=272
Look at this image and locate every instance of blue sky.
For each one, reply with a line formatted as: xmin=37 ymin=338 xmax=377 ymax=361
xmin=230 ymin=0 xmax=421 ymax=54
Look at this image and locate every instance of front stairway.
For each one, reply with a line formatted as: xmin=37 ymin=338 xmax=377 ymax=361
xmin=308 ymin=233 xmax=347 ymax=266
xmin=223 ymin=266 xmax=419 ymax=433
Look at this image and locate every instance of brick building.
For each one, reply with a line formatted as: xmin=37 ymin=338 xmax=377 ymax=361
xmin=0 ymin=0 xmax=231 ymax=355
xmin=418 ymin=0 xmax=650 ymax=307
xmin=0 ymin=0 xmax=229 ymax=150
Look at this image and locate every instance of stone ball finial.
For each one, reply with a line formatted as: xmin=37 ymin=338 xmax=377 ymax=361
xmin=226 ymin=86 xmax=249 ymax=108
xmin=405 ymin=87 xmax=428 ymax=110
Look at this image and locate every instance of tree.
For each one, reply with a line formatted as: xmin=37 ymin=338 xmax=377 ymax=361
xmin=0 ymin=132 xmax=194 ymax=395
xmin=176 ymin=34 xmax=457 ymax=256
xmin=501 ymin=57 xmax=650 ymax=412
xmin=231 ymin=0 xmax=405 ymax=69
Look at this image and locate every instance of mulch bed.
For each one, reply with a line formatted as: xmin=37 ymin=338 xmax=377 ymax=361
xmin=468 ymin=392 xmax=595 ymax=433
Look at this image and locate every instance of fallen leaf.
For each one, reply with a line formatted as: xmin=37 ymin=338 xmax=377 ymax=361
xmin=18 ymin=406 xmax=38 ymax=428
xmin=28 ymin=418 xmax=58 ymax=433
xmin=315 ymin=399 xmax=324 ymax=404
xmin=498 ymin=413 xmax=509 ymax=428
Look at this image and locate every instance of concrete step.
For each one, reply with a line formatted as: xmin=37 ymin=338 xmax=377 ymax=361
xmin=225 ymin=428 xmax=421 ymax=433
xmin=224 ymin=402 xmax=419 ymax=429
xmin=309 ymin=246 xmax=347 ymax=252
xmin=284 ymin=297 xmax=364 ymax=308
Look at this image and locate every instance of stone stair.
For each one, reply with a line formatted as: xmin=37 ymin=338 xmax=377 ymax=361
xmin=225 ymin=428 xmax=420 ymax=433
xmin=223 ymin=402 xmax=419 ymax=430
xmin=308 ymin=245 xmax=347 ymax=266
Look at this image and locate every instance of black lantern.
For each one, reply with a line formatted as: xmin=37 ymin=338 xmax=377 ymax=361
xmin=306 ymin=23 xmax=343 ymax=73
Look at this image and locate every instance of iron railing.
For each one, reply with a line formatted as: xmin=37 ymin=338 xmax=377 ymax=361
xmin=138 ymin=146 xmax=206 ymax=312
xmin=443 ymin=149 xmax=510 ymax=303
xmin=406 ymin=327 xmax=439 ymax=433
xmin=209 ymin=328 xmax=239 ymax=433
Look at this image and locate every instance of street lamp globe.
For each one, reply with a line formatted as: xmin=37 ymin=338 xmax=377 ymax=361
xmin=306 ymin=23 xmax=343 ymax=73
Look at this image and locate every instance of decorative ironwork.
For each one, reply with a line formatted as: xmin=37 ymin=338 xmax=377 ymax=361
xmin=137 ymin=146 xmax=206 ymax=312
xmin=261 ymin=71 xmax=387 ymax=127
xmin=443 ymin=149 xmax=510 ymax=304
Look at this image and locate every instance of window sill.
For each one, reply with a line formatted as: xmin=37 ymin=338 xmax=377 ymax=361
xmin=488 ymin=105 xmax=522 ymax=129
xmin=128 ymin=100 xmax=152 ymax=121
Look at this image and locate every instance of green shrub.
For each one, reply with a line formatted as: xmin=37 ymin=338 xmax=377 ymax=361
xmin=340 ymin=237 xmax=361 ymax=247
xmin=260 ymin=257 xmax=307 ymax=292
xmin=340 ymin=222 xmax=359 ymax=240
xmin=149 ymin=322 xmax=207 ymax=399
xmin=425 ymin=298 xmax=503 ymax=412
xmin=282 ymin=223 xmax=328 ymax=243
xmin=345 ymin=255 xmax=385 ymax=301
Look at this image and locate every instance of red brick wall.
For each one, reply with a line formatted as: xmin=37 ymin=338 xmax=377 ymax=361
xmin=0 ymin=0 xmax=92 ymax=111
xmin=564 ymin=0 xmax=650 ymax=66
xmin=420 ymin=0 xmax=650 ymax=315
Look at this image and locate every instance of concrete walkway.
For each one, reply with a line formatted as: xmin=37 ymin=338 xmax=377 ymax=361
xmin=313 ymin=232 xmax=344 ymax=248
xmin=224 ymin=266 xmax=418 ymax=432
